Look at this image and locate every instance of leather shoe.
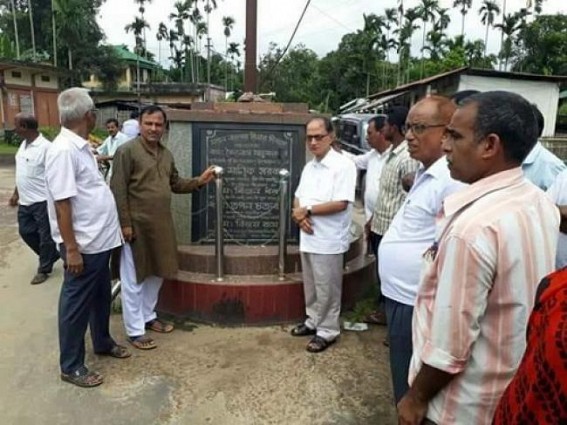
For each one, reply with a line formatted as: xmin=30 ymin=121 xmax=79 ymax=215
xmin=30 ymin=273 xmax=48 ymax=285
xmin=290 ymin=324 xmax=316 ymax=337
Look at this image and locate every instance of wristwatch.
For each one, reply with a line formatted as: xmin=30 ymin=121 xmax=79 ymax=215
xmin=306 ymin=205 xmax=313 ymax=217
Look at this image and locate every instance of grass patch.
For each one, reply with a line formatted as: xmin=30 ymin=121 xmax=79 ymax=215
xmin=0 ymin=143 xmax=18 ymax=154
xmin=343 ymin=297 xmax=376 ymax=323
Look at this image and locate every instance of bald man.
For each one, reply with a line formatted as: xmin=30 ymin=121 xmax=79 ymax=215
xmin=378 ymin=96 xmax=464 ymax=403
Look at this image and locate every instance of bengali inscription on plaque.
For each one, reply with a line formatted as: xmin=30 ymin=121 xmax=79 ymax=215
xmin=200 ymin=128 xmax=297 ymax=243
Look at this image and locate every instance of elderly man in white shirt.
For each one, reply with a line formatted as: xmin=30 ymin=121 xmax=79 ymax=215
xmin=8 ymin=113 xmax=60 ymax=285
xmin=96 ymin=118 xmax=130 ymax=180
xmin=291 ymin=117 xmax=357 ymax=353
xmin=378 ymin=96 xmax=464 ymax=404
xmin=45 ymin=87 xmax=131 ymax=389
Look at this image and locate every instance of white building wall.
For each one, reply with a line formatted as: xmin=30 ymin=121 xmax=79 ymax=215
xmin=35 ymin=73 xmax=59 ymax=89
xmin=458 ymin=75 xmax=560 ymax=137
xmin=4 ymin=68 xmax=32 ymax=86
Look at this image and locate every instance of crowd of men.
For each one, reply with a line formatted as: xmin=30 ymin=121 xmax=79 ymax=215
xmin=292 ymin=91 xmax=566 ymax=424
xmin=9 ymin=86 xmax=567 ymax=423
xmin=10 ymin=88 xmax=215 ymax=388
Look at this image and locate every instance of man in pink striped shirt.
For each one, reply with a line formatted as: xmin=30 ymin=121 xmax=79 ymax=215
xmin=397 ymin=91 xmax=559 ymax=425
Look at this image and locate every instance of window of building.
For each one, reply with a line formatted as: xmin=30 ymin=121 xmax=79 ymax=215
xmin=11 ymin=71 xmax=22 ymax=78
xmin=41 ymin=75 xmax=50 ymax=82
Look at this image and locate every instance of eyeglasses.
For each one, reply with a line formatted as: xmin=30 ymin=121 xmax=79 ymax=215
xmin=90 ymin=108 xmax=99 ymax=115
xmin=306 ymin=133 xmax=328 ymax=142
xmin=405 ymin=123 xmax=446 ymax=136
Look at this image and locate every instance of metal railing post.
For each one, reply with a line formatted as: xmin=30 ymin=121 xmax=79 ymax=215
xmin=278 ymin=169 xmax=290 ymax=280
xmin=214 ymin=166 xmax=224 ymax=281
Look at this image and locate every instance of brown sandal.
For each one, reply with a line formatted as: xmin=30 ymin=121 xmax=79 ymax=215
xmin=61 ymin=367 xmax=103 ymax=388
xmin=145 ymin=319 xmax=174 ymax=333
xmin=128 ymin=336 xmax=157 ymax=350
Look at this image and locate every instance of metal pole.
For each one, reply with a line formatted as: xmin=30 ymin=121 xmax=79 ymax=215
xmin=278 ymin=169 xmax=290 ymax=280
xmin=214 ymin=166 xmax=224 ymax=281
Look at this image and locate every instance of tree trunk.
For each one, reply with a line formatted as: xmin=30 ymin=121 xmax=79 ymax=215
xmin=420 ymin=23 xmax=426 ymax=79
xmin=28 ymin=0 xmax=36 ymax=60
xmin=484 ymin=23 xmax=489 ymax=63
xmin=225 ymin=37 xmax=228 ymax=91
xmin=51 ymin=0 xmax=57 ymax=66
xmin=206 ymin=0 xmax=211 ymax=100
xmin=10 ymin=0 xmax=20 ymax=58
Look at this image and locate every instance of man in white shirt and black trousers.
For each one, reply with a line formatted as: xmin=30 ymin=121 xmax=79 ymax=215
xmin=9 ymin=113 xmax=59 ymax=285
xmin=291 ymin=117 xmax=357 ymax=353
xmin=45 ymin=88 xmax=131 ymax=388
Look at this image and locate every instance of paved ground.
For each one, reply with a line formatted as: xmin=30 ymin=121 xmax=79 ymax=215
xmin=0 ymin=164 xmax=397 ymax=425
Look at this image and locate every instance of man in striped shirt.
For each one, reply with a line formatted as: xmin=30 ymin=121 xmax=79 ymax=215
xmin=397 ymin=91 xmax=559 ymax=425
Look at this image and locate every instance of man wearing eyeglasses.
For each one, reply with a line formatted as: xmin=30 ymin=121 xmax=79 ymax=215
xmin=290 ymin=117 xmax=357 ymax=353
xmin=367 ymin=106 xmax=420 ymax=326
xmin=377 ymin=96 xmax=464 ymax=406
xmin=397 ymin=91 xmax=559 ymax=425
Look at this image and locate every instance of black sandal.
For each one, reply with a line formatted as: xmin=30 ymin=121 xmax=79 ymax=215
xmin=290 ymin=324 xmax=316 ymax=337
xmin=306 ymin=336 xmax=336 ymax=353
xmin=95 ymin=344 xmax=132 ymax=359
xmin=60 ymin=367 xmax=103 ymax=388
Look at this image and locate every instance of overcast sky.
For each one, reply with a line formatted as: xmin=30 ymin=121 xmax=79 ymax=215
xmin=98 ymin=0 xmax=566 ymax=68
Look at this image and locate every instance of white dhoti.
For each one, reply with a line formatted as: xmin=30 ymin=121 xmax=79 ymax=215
xmin=120 ymin=243 xmax=164 ymax=337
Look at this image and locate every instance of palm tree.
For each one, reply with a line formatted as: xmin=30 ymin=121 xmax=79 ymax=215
xmin=382 ymin=7 xmax=397 ymax=88
xmin=134 ymin=0 xmax=152 ymax=59
xmin=222 ymin=16 xmax=235 ymax=90
xmin=203 ymin=0 xmax=218 ymax=96
xmin=156 ymin=22 xmax=169 ymax=65
xmin=195 ymin=21 xmax=207 ymax=83
xmin=125 ymin=17 xmax=150 ymax=96
xmin=27 ymin=0 xmax=36 ymax=60
xmin=359 ymin=13 xmax=385 ymax=95
xmin=227 ymin=41 xmax=240 ymax=91
xmin=534 ymin=0 xmax=545 ymax=15
xmin=125 ymin=17 xmax=150 ymax=56
xmin=9 ymin=0 xmax=20 ymax=58
xmin=54 ymin=0 xmax=94 ymax=73
xmin=453 ymin=0 xmax=472 ymax=37
xmin=396 ymin=7 xmax=420 ymax=85
xmin=424 ymin=12 xmax=449 ymax=61
xmin=479 ymin=0 xmax=501 ymax=61
xmin=495 ymin=12 xmax=520 ymax=70
xmin=416 ymin=0 xmax=439 ymax=78
xmin=169 ymin=1 xmax=190 ymax=81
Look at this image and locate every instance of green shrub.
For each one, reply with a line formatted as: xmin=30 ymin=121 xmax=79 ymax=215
xmin=39 ymin=126 xmax=60 ymax=141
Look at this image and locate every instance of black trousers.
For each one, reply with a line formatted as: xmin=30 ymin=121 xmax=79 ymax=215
xmin=58 ymin=245 xmax=115 ymax=374
xmin=369 ymin=232 xmax=384 ymax=308
xmin=17 ymin=201 xmax=59 ymax=274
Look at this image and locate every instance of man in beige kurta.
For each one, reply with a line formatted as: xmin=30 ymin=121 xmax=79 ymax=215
xmin=111 ymin=105 xmax=215 ymax=350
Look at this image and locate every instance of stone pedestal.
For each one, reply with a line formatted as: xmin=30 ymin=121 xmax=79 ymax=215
xmin=158 ymin=102 xmax=376 ymax=324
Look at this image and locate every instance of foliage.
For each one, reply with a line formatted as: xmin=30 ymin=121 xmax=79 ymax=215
xmin=0 ymin=142 xmax=19 ymax=154
xmin=511 ymin=14 xmax=567 ymax=75
xmin=0 ymin=33 xmax=16 ymax=58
